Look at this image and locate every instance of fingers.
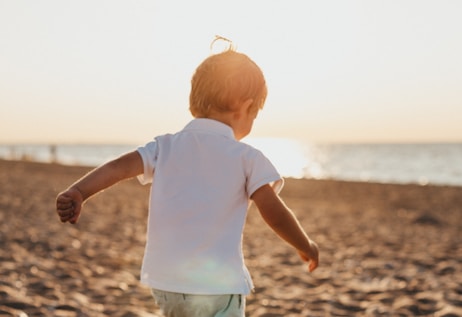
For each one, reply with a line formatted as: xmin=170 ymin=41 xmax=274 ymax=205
xmin=57 ymin=202 xmax=75 ymax=223
xmin=298 ymin=244 xmax=319 ymax=272
xmin=56 ymin=193 xmax=80 ymax=224
xmin=56 ymin=198 xmax=73 ymax=211
xmin=56 ymin=187 xmax=85 ymax=224
xmin=308 ymin=259 xmax=319 ymax=272
xmin=69 ymin=207 xmax=81 ymax=224
xmin=298 ymin=252 xmax=309 ymax=262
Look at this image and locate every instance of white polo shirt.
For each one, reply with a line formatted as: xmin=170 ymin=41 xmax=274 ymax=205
xmin=137 ymin=118 xmax=283 ymax=295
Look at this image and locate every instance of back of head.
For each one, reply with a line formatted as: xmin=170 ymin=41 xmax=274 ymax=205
xmin=189 ymin=46 xmax=267 ymax=118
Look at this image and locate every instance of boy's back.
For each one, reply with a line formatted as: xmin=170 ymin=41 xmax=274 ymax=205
xmin=137 ymin=118 xmax=282 ymax=294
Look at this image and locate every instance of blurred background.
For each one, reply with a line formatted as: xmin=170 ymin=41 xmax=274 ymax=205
xmin=1 ymin=0 xmax=461 ymax=186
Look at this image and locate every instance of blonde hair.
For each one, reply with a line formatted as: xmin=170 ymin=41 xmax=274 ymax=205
xmin=189 ymin=43 xmax=267 ymax=118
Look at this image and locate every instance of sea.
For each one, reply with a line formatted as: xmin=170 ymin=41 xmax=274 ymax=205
xmin=1 ymin=140 xmax=461 ymax=187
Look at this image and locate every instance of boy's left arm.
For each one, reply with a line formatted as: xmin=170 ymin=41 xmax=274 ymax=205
xmin=251 ymin=184 xmax=319 ymax=272
xmin=56 ymin=150 xmax=144 ymax=224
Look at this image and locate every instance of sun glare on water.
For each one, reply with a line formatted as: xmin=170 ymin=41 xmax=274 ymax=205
xmin=244 ymin=138 xmax=324 ymax=179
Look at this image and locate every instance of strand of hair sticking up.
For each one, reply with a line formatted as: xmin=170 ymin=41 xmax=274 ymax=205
xmin=210 ymin=35 xmax=235 ymax=53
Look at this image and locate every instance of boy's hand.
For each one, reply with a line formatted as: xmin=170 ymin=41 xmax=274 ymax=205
xmin=298 ymin=240 xmax=319 ymax=272
xmin=56 ymin=187 xmax=83 ymax=224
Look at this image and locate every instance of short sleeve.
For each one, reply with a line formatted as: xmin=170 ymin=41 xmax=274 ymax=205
xmin=136 ymin=140 xmax=158 ymax=185
xmin=245 ymin=149 xmax=284 ymax=197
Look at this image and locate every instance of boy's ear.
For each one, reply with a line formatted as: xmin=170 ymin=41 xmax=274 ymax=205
xmin=233 ymin=98 xmax=254 ymax=118
xmin=242 ymin=98 xmax=254 ymax=112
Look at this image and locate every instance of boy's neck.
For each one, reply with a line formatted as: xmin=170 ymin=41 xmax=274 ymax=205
xmin=203 ymin=112 xmax=236 ymax=132
xmin=198 ymin=98 xmax=256 ymax=140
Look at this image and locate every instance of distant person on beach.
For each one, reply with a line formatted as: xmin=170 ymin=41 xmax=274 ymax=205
xmin=56 ymin=38 xmax=319 ymax=317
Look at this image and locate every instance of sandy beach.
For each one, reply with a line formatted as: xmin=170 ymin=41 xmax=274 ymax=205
xmin=0 ymin=159 xmax=461 ymax=316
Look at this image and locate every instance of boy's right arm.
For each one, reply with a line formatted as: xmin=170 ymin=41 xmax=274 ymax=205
xmin=56 ymin=150 xmax=144 ymax=224
xmin=251 ymin=184 xmax=319 ymax=272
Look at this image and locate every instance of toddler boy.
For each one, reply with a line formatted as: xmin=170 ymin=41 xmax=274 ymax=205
xmin=56 ymin=45 xmax=319 ymax=317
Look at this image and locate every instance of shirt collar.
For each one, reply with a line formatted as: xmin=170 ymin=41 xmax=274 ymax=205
xmin=183 ymin=118 xmax=235 ymax=140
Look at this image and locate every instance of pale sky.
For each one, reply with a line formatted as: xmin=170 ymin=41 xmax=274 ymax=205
xmin=1 ymin=0 xmax=461 ymax=144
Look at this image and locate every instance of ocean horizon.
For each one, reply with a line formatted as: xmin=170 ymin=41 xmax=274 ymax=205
xmin=1 ymin=140 xmax=461 ymax=187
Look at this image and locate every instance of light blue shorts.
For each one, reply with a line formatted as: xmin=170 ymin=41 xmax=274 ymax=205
xmin=151 ymin=289 xmax=245 ymax=317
